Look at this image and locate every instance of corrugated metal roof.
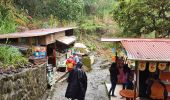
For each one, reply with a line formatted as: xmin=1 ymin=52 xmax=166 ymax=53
xmin=101 ymin=38 xmax=170 ymax=42
xmin=0 ymin=27 xmax=76 ymax=39
xmin=121 ymin=40 xmax=170 ymax=62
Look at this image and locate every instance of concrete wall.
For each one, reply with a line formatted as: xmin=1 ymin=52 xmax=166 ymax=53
xmin=0 ymin=63 xmax=47 ymax=100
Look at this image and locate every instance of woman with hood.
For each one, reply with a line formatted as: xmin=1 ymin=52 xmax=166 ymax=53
xmin=65 ymin=62 xmax=87 ymax=100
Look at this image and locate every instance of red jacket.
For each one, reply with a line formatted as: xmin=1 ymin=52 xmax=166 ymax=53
xmin=66 ymin=58 xmax=76 ymax=71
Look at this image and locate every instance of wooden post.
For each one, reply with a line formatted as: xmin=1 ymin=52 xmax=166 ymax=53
xmin=115 ymin=41 xmax=118 ymax=63
xmin=28 ymin=37 xmax=33 ymax=46
xmin=53 ymin=43 xmax=56 ymax=67
xmin=17 ymin=38 xmax=21 ymax=45
xmin=35 ymin=37 xmax=39 ymax=46
xmin=134 ymin=61 xmax=138 ymax=100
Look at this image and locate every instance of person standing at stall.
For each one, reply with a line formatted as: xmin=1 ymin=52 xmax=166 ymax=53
xmin=108 ymin=62 xmax=119 ymax=97
xmin=146 ymin=74 xmax=168 ymax=100
xmin=122 ymin=64 xmax=129 ymax=90
xmin=66 ymin=55 xmax=76 ymax=72
xmin=65 ymin=62 xmax=87 ymax=100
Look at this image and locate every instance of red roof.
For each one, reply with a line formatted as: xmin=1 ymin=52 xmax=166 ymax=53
xmin=0 ymin=27 xmax=76 ymax=39
xmin=121 ymin=40 xmax=170 ymax=62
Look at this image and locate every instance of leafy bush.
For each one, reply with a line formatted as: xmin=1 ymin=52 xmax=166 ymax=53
xmin=84 ymin=0 xmax=115 ymax=18
xmin=79 ymin=19 xmax=106 ymax=35
xmin=0 ymin=0 xmax=29 ymax=34
xmin=14 ymin=0 xmax=84 ymax=21
xmin=0 ymin=1 xmax=17 ymax=34
xmin=0 ymin=46 xmax=28 ymax=68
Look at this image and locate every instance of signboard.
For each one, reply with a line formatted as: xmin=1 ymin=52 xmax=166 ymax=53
xmin=149 ymin=62 xmax=157 ymax=72
xmin=158 ymin=63 xmax=167 ymax=70
xmin=33 ymin=46 xmax=47 ymax=58
xmin=138 ymin=61 xmax=146 ymax=71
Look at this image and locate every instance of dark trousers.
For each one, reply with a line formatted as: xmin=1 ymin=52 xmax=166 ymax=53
xmin=123 ymin=83 xmax=126 ymax=90
xmin=108 ymin=81 xmax=117 ymax=96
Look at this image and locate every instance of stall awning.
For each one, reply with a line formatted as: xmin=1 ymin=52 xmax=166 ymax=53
xmin=121 ymin=40 xmax=170 ymax=62
xmin=0 ymin=27 xmax=77 ymax=39
xmin=56 ymin=36 xmax=76 ymax=45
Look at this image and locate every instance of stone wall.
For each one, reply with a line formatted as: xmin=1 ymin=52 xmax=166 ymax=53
xmin=0 ymin=63 xmax=47 ymax=100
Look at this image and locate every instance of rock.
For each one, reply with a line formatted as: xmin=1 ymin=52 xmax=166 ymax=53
xmin=11 ymin=94 xmax=18 ymax=100
xmin=82 ymin=56 xmax=92 ymax=71
xmin=100 ymin=62 xmax=111 ymax=69
xmin=0 ymin=63 xmax=47 ymax=99
xmin=0 ymin=94 xmax=5 ymax=100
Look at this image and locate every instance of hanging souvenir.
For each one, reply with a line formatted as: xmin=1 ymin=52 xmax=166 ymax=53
xmin=149 ymin=62 xmax=157 ymax=72
xmin=158 ymin=63 xmax=167 ymax=70
xmin=138 ymin=61 xmax=146 ymax=71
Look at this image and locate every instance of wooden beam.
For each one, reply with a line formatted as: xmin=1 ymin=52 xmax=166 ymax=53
xmin=28 ymin=37 xmax=33 ymax=46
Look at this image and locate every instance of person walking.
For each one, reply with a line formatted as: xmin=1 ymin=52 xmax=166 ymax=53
xmin=65 ymin=62 xmax=87 ymax=100
xmin=108 ymin=62 xmax=119 ymax=97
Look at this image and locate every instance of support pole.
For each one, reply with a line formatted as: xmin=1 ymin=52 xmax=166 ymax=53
xmin=134 ymin=61 xmax=138 ymax=100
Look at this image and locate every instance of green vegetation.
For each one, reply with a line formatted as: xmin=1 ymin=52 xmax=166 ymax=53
xmin=0 ymin=1 xmax=17 ymax=34
xmin=1 ymin=0 xmax=170 ymax=61
xmin=0 ymin=0 xmax=117 ymax=35
xmin=14 ymin=0 xmax=84 ymax=21
xmin=0 ymin=0 xmax=29 ymax=34
xmin=113 ymin=0 xmax=170 ymax=37
xmin=0 ymin=46 xmax=28 ymax=68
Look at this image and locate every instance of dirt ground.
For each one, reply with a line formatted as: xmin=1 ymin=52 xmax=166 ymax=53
xmin=46 ymin=57 xmax=110 ymax=100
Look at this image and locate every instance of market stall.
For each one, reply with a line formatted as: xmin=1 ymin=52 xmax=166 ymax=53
xmin=121 ymin=39 xmax=170 ymax=99
xmin=101 ymin=38 xmax=170 ymax=99
xmin=0 ymin=27 xmax=77 ymax=87
xmin=0 ymin=27 xmax=76 ymax=66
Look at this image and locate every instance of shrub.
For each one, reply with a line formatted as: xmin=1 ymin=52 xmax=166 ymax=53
xmin=0 ymin=46 xmax=28 ymax=68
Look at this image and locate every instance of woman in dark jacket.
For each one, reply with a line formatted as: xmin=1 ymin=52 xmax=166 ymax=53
xmin=108 ymin=62 xmax=119 ymax=97
xmin=65 ymin=62 xmax=87 ymax=100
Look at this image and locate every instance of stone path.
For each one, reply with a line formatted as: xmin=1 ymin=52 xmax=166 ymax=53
xmin=46 ymin=68 xmax=110 ymax=100
xmin=46 ymin=57 xmax=111 ymax=100
xmin=105 ymin=83 xmax=124 ymax=100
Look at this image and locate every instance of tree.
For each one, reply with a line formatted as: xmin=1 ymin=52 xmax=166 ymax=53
xmin=14 ymin=0 xmax=84 ymax=21
xmin=48 ymin=0 xmax=84 ymax=21
xmin=113 ymin=0 xmax=170 ymax=37
xmin=0 ymin=0 xmax=18 ymax=34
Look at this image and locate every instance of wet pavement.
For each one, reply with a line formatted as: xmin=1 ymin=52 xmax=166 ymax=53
xmin=46 ymin=57 xmax=111 ymax=100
